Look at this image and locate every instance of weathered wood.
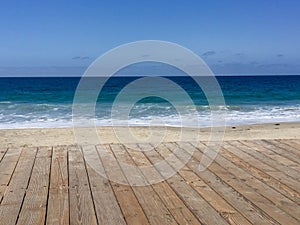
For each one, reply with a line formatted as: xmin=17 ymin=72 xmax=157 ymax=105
xmin=250 ymin=140 xmax=300 ymax=173
xmin=197 ymin=141 xmax=300 ymax=224
xmin=0 ymin=140 xmax=299 ymax=225
xmin=144 ymin=142 xmax=251 ymax=225
xmin=166 ymin=142 xmax=280 ymax=225
xmin=186 ymin=141 xmax=300 ymax=225
xmin=144 ymin=143 xmax=230 ymax=225
xmin=46 ymin=146 xmax=69 ymax=225
xmin=284 ymin=139 xmax=300 ymax=156
xmin=269 ymin=139 xmax=300 ymax=158
xmin=0 ymin=148 xmax=7 ymax=163
xmin=82 ymin=145 xmax=127 ymax=225
xmin=17 ymin=147 xmax=52 ymax=225
xmin=97 ymin=144 xmax=149 ymax=225
xmin=222 ymin=141 xmax=300 ymax=201
xmin=128 ymin=143 xmax=202 ymax=225
xmin=110 ymin=143 xmax=178 ymax=225
xmin=264 ymin=139 xmax=300 ymax=172
xmin=220 ymin=143 xmax=300 ymax=205
xmin=68 ymin=146 xmax=98 ymax=225
xmin=262 ymin=140 xmax=300 ymax=165
xmin=179 ymin=168 xmax=252 ymax=225
xmin=0 ymin=147 xmax=37 ymax=225
xmin=0 ymin=148 xmax=22 ymax=203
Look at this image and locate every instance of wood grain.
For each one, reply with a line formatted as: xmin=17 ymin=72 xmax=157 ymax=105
xmin=0 ymin=139 xmax=299 ymax=225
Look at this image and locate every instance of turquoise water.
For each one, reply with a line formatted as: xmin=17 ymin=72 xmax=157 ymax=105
xmin=0 ymin=76 xmax=299 ymax=128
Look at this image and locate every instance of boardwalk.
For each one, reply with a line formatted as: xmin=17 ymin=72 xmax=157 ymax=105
xmin=0 ymin=139 xmax=299 ymax=225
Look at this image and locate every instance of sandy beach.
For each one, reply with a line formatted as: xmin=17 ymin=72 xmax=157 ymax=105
xmin=1 ymin=122 xmax=299 ymax=148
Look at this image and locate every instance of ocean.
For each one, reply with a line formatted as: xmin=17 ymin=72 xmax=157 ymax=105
xmin=0 ymin=75 xmax=299 ymax=129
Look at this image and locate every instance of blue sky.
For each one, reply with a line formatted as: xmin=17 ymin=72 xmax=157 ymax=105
xmin=0 ymin=0 xmax=299 ymax=75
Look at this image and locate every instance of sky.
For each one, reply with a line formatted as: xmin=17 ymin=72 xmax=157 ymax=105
xmin=0 ymin=0 xmax=299 ymax=76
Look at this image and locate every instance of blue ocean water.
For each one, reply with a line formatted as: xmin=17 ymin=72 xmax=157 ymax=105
xmin=0 ymin=76 xmax=299 ymax=128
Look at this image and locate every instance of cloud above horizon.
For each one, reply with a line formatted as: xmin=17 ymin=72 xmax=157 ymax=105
xmin=202 ymin=51 xmax=216 ymax=57
xmin=72 ymin=56 xmax=91 ymax=60
xmin=235 ymin=53 xmax=245 ymax=57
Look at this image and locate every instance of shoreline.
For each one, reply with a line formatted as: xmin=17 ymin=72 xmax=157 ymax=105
xmin=1 ymin=121 xmax=299 ymax=147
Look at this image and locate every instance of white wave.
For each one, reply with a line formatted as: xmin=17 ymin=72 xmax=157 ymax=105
xmin=0 ymin=104 xmax=300 ymax=129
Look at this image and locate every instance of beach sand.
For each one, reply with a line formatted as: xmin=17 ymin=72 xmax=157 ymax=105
xmin=1 ymin=122 xmax=299 ymax=147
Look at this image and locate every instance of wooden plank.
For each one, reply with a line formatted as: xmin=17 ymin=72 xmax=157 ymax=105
xmin=0 ymin=148 xmax=22 ymax=203
xmin=195 ymin=141 xmax=300 ymax=223
xmin=46 ymin=146 xmax=69 ymax=225
xmin=246 ymin=140 xmax=300 ymax=170
xmin=0 ymin=147 xmax=37 ymax=225
xmin=245 ymin=140 xmax=300 ymax=175
xmin=283 ymin=139 xmax=300 ymax=156
xmin=165 ymin=142 xmax=280 ymax=225
xmin=222 ymin=141 xmax=300 ymax=201
xmin=17 ymin=147 xmax=52 ymax=225
xmin=238 ymin=140 xmax=300 ymax=184
xmin=219 ymin=143 xmax=300 ymax=205
xmin=110 ymin=143 xmax=178 ymax=225
xmin=271 ymin=139 xmax=300 ymax=158
xmin=143 ymin=143 xmax=230 ymax=225
xmin=178 ymin=168 xmax=252 ymax=225
xmin=264 ymin=140 xmax=300 ymax=164
xmin=0 ymin=140 xmax=297 ymax=225
xmin=97 ymin=144 xmax=149 ymax=225
xmin=0 ymin=147 xmax=7 ymax=201
xmin=184 ymin=141 xmax=300 ymax=225
xmin=81 ymin=145 xmax=126 ymax=225
xmin=0 ymin=148 xmax=7 ymax=163
xmin=139 ymin=143 xmax=252 ymax=225
xmin=68 ymin=146 xmax=98 ymax=225
xmin=127 ymin=143 xmax=202 ymax=225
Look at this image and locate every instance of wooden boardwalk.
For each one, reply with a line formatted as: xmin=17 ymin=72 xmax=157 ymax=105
xmin=0 ymin=139 xmax=299 ymax=225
